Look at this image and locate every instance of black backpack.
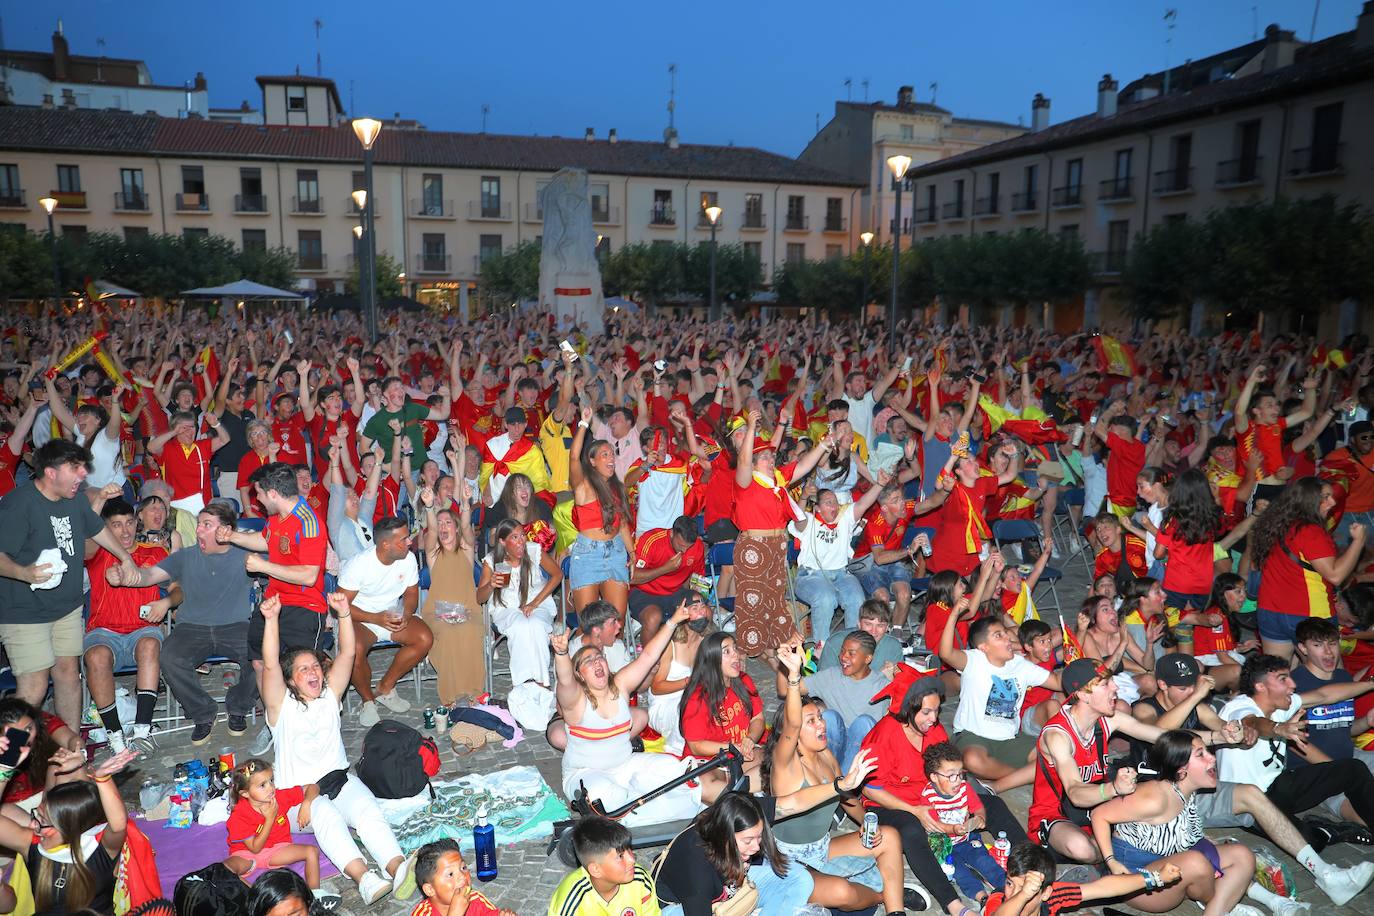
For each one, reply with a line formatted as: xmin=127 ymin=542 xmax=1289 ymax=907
xmin=356 ymin=718 xmax=440 ymax=799
xmin=174 ymin=862 xmax=251 ymax=916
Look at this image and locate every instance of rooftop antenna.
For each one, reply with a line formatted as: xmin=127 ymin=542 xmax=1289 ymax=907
xmin=1163 ymin=8 xmax=1178 ymax=94
xmin=348 ymin=79 xmax=354 ymax=115
xmin=815 ymin=112 xmax=820 ymax=132
xmin=95 ymin=38 xmax=104 ymax=82
xmin=481 ymin=103 xmax=489 ymax=132
xmin=1252 ymin=4 xmax=1259 ymax=39
xmin=1309 ymin=0 xmax=1321 ymax=41
xmin=929 ymin=81 xmax=938 ymax=105
xmin=314 ymin=18 xmax=324 ymax=76
xmin=667 ymin=63 xmax=677 ymax=131
xmin=844 ymin=78 xmax=852 ymax=100
xmin=861 ymin=78 xmax=869 ymax=101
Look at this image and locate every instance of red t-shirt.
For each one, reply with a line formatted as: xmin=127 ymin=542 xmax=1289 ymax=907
xmin=356 ymin=475 xmax=401 ymax=523
xmin=632 ymin=529 xmax=706 ymax=596
xmin=854 ymin=500 xmax=918 ymax=560
xmin=1105 ymin=432 xmax=1146 ymax=508
xmin=160 ymin=439 xmax=215 ymax=501
xmin=307 ymin=413 xmax=359 ymax=467
xmin=923 ymin=602 xmax=972 ymax=665
xmin=85 ymin=545 xmax=168 ymax=634
xmin=703 ymin=450 xmax=736 ymax=526
xmin=929 ymin=473 xmax=999 ymax=576
xmin=731 ymin=463 xmax=797 ymax=530
xmin=225 ymin=785 xmax=304 ymax=854
xmin=1021 ymin=656 xmax=1060 ymax=712
xmin=1155 ymin=520 xmax=1214 ymax=595
xmin=1238 ymin=418 xmax=1287 ymax=478
xmin=264 ymin=499 xmax=327 ymax=613
xmin=1093 ymin=533 xmax=1148 ymax=580
xmin=1257 ymin=522 xmax=1336 ymax=618
xmin=982 ymin=883 xmax=1083 ymax=916
xmin=0 ymin=439 xmax=18 ymax=498
xmin=304 ymin=482 xmax=329 ymax=526
xmin=272 ymin=413 xmax=309 ymax=466
xmin=860 ymin=715 xmax=950 ymax=807
xmin=1193 ymin=606 xmax=1237 ymax=656
xmin=237 ymin=451 xmax=271 ymax=516
xmin=680 ymin=674 xmax=762 ymax=758
xmin=1 ymin=713 xmax=69 ymax=804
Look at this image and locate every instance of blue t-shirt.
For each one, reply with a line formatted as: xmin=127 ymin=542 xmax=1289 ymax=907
xmin=1289 ymin=664 xmax=1354 ymax=768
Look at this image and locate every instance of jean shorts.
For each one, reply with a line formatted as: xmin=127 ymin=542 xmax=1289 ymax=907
xmin=853 ymin=554 xmax=913 ymax=594
xmin=569 ymin=535 xmax=630 ymax=590
xmin=775 ymin=834 xmax=882 ymax=890
xmin=83 ymin=625 xmax=164 ymax=669
xmin=1257 ymin=608 xmax=1303 ymax=644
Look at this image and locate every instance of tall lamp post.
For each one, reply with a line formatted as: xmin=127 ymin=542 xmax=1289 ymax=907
xmin=351 ymin=193 xmax=370 ymax=325
xmin=352 ymin=118 xmax=383 ymax=343
xmin=885 ymin=155 xmax=911 ymax=353
xmin=39 ymin=196 xmax=60 ymax=308
xmin=704 ymin=205 xmax=722 ymax=320
xmin=858 ymin=230 xmax=874 ymax=316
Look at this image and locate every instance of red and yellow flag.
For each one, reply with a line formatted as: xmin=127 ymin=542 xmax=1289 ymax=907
xmin=1093 ymin=334 xmax=1138 ymax=377
xmin=1061 ymin=620 xmax=1085 ymax=663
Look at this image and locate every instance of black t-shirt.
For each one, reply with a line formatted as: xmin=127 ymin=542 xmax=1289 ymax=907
xmin=214 ymin=408 xmax=255 ymax=472
xmin=655 ymin=796 xmax=778 ymax=916
xmin=0 ymin=483 xmax=105 ymax=623
xmin=28 ymin=838 xmax=117 ymax=915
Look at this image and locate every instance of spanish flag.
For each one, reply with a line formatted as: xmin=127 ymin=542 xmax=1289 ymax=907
xmin=1008 ymin=582 xmax=1040 ymax=624
xmin=978 ymin=395 xmax=1017 ymax=435
xmin=192 ymin=345 xmax=220 ymax=404
xmin=1061 ymin=620 xmax=1085 ymax=663
xmin=1093 ymin=334 xmax=1138 ymax=377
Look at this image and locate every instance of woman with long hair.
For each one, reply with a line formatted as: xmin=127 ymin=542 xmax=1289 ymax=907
xmin=1077 ymin=594 xmax=1161 ymax=706
xmin=476 ymin=517 xmax=563 ymax=688
xmin=1135 ymin=466 xmax=1172 ymax=578
xmin=680 ymin=633 xmax=766 ymax=791
xmin=1250 ymin=477 xmax=1366 ymax=659
xmin=647 ymin=592 xmax=714 ymax=756
xmin=418 ymin=460 xmax=486 ymax=703
xmin=0 ymin=697 xmax=82 ymax=817
xmin=483 ymin=472 xmax=552 ymax=551
xmin=248 ymin=867 xmax=315 ymax=916
xmin=812 ymin=419 xmax=873 ymax=506
xmin=569 ymin=404 xmax=634 ymax=616
xmin=136 ymin=494 xmax=183 ymax=551
xmin=46 ymin=379 xmax=127 ymax=490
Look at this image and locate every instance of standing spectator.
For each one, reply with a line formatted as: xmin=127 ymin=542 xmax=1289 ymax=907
xmin=148 ymin=409 xmax=229 ymax=516
xmin=210 ymin=358 xmax=254 ymax=502
xmin=1325 ymin=420 xmax=1374 ymax=541
xmin=44 ymin=376 xmax=126 ymax=490
xmin=569 ymin=405 xmax=634 ymax=617
xmin=237 ymin=421 xmax=277 ymax=517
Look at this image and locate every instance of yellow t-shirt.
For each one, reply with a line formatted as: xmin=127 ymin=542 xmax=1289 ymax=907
xmin=541 ymin=414 xmax=573 ymax=494
xmin=548 ymin=865 xmax=661 ymax=916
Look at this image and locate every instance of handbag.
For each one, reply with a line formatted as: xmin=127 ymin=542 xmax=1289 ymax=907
xmin=651 ymin=828 xmax=760 ymax=916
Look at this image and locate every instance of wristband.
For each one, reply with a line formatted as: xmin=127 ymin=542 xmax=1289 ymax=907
xmin=578 ymin=420 xmax=590 ymax=429
xmin=0 ymin=766 xmax=14 ymax=781
xmin=787 ymin=677 xmax=800 ymax=687
xmin=93 ymin=773 xmax=112 ymax=783
xmin=1104 ymin=855 xmax=1116 ymax=862
xmin=1138 ymin=869 xmax=1161 ymax=891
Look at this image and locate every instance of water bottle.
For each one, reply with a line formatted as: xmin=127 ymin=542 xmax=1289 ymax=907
xmin=473 ymin=806 xmax=498 ymax=881
xmin=993 ymin=831 xmax=1011 ymax=869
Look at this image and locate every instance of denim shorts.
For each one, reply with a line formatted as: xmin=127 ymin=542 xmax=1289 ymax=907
xmin=83 ymin=625 xmax=164 ymax=670
xmin=1257 ymin=607 xmax=1303 ymax=644
xmin=854 ymin=554 xmax=913 ymax=594
xmin=775 ymin=834 xmax=882 ymax=890
xmin=569 ymin=535 xmax=630 ymax=590
xmin=1163 ymin=589 xmax=1209 ymax=612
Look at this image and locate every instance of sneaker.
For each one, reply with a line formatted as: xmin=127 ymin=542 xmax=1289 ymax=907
xmin=227 ymin=715 xmax=248 ymax=736
xmin=106 ymin=730 xmax=128 ymax=754
xmin=1230 ymin=905 xmax=1265 ymax=916
xmin=359 ymin=701 xmax=381 ymax=728
xmin=127 ymin=724 xmax=157 ymax=754
xmin=311 ymin=889 xmax=342 ymax=913
xmin=190 ymin=722 xmax=214 ymax=746
xmin=375 ymin=690 xmax=411 ymax=714
xmin=903 ymin=884 xmax=932 ymax=912
xmin=1266 ymin=898 xmax=1311 ymax=916
xmin=358 ymin=870 xmax=392 ymax=905
xmin=391 ymin=852 xmax=416 ymax=898
xmin=248 ymin=725 xmax=274 ymax=756
xmin=1316 ymin=860 xmax=1374 ymax=906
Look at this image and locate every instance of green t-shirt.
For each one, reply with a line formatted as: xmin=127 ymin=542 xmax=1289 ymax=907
xmin=362 ymin=402 xmax=430 ymax=457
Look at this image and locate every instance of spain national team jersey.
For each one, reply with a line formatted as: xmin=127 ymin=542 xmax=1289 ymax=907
xmin=264 ymin=497 xmax=327 ymax=612
xmin=161 ymin=438 xmax=215 ymax=501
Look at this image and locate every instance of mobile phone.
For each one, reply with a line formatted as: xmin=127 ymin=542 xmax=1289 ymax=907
xmin=0 ymin=727 xmax=29 ymax=768
xmin=558 ymin=340 xmax=579 ymax=362
xmin=283 ymin=329 xmax=294 ymax=346
xmin=654 ymin=359 xmax=667 ymax=373
xmin=901 ymin=356 xmax=913 ymax=373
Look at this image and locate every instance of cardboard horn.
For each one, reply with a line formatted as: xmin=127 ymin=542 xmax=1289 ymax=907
xmin=46 ymin=331 xmax=109 ymax=379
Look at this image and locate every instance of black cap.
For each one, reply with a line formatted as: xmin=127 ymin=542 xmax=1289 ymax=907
xmin=1349 ymin=420 xmax=1373 ymax=440
xmin=1154 ymin=653 xmax=1202 ymax=687
xmin=1061 ymin=657 xmax=1111 ymax=696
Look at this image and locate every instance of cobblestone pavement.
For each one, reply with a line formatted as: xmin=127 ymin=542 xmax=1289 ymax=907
xmin=127 ymin=545 xmax=1374 ymax=916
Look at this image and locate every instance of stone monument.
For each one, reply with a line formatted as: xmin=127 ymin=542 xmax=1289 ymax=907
xmin=538 ymin=168 xmax=605 ymax=335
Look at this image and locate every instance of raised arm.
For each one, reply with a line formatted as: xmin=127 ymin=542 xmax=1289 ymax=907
xmin=259 ymin=595 xmax=288 ymax=720
xmin=324 ymin=591 xmax=356 ymax=697
xmin=43 ymin=374 xmax=77 ymax=433
xmin=937 ymin=593 xmax=973 ymax=671
xmin=614 ymin=602 xmax=688 ymax=693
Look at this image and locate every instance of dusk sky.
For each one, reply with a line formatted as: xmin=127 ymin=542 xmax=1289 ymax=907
xmin=5 ymin=0 xmax=1365 ymax=155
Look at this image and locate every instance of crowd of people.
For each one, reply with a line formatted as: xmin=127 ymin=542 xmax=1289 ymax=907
xmin=0 ymin=304 xmax=1372 ymax=915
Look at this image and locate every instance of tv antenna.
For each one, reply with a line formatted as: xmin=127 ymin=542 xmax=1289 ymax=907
xmin=314 ymin=18 xmax=324 ymax=76
xmin=481 ymin=103 xmax=490 ymax=133
xmin=929 ymin=81 xmax=939 ymax=105
xmin=861 ymin=79 xmax=869 ymax=101
xmin=1309 ymin=0 xmax=1322 ymax=41
xmin=844 ymin=78 xmax=852 ymax=100
xmin=1163 ymin=8 xmax=1178 ymax=94
xmin=667 ymin=63 xmax=677 ymax=130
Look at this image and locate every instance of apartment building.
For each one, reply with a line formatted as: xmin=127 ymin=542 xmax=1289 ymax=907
xmin=0 ymin=77 xmax=862 ymax=310
xmin=903 ymin=5 xmax=1374 ymax=336
xmin=799 ymin=85 xmax=1024 ymax=240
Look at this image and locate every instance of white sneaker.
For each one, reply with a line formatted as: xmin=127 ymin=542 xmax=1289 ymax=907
xmin=358 ymin=870 xmax=392 ymax=905
xmin=359 ymin=701 xmax=381 ymax=728
xmin=391 ymin=852 xmax=415 ymax=896
xmin=1316 ymin=860 xmax=1374 ymax=906
xmin=248 ymin=725 xmax=274 ymax=756
xmin=1265 ymin=898 xmax=1310 ymax=916
xmin=1050 ymin=541 xmax=1062 ymax=560
xmin=126 ymin=723 xmax=157 ymax=754
xmin=106 ymin=729 xmax=128 ymax=754
xmin=375 ymin=689 xmax=411 ymax=714
xmin=1231 ymin=905 xmax=1266 ymax=916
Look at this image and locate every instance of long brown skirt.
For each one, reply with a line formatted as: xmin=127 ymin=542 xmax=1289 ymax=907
xmin=733 ymin=534 xmax=797 ymax=656
xmin=420 ymin=546 xmax=487 ymax=703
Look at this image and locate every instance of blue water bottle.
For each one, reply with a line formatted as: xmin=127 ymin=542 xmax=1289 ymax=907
xmin=473 ymin=806 xmax=498 ymax=881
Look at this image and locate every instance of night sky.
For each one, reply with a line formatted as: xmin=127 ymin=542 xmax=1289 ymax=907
xmin=5 ymin=0 xmax=1364 ymax=154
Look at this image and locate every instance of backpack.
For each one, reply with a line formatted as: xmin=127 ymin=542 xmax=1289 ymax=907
xmin=173 ymin=862 xmax=251 ymax=916
xmin=356 ymin=718 xmax=440 ymax=799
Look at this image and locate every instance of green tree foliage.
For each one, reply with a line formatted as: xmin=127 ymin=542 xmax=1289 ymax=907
xmin=345 ymin=252 xmax=404 ymax=301
xmin=476 ymin=240 xmax=541 ymax=305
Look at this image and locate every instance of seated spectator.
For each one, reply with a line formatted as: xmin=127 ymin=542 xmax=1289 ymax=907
xmin=547 ymin=817 xmax=658 ymax=916
xmin=987 ymin=843 xmax=1182 ymax=916
xmin=775 ymin=631 xmax=888 ymax=770
xmin=816 ymin=599 xmax=903 ymax=672
xmin=83 ymin=497 xmax=180 ymax=753
xmin=548 ymin=601 xmax=645 ymax=752
xmin=476 ymin=518 xmax=563 ymax=690
xmin=629 ymin=515 xmax=707 ymax=646
xmin=852 ymin=484 xmax=947 ymax=628
xmin=1293 ymin=618 xmax=1374 ymax=828
xmin=482 ymin=472 xmax=552 ymax=552
xmin=411 ymin=838 xmax=515 ymax=916
xmin=136 ymin=480 xmax=191 ymax=551
xmin=237 ymin=420 xmax=276 ymax=517
xmin=919 ymin=741 xmax=1005 ymax=907
xmin=1076 ymin=594 xmax=1162 ymax=706
xmin=247 ymin=868 xmax=318 ymax=916
xmin=337 ymin=516 xmax=433 ymax=727
xmin=791 ymin=482 xmax=883 ymax=632
xmin=1015 ymin=619 xmax=1063 ymax=739
xmin=647 ymin=592 xmax=713 ymax=756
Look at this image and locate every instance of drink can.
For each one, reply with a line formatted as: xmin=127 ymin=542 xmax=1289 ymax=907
xmin=217 ymin=749 xmax=235 ymax=773
xmin=435 ymin=704 xmax=450 ymax=726
xmin=920 ymin=539 xmax=932 ymax=558
xmin=861 ymin=811 xmax=879 ymax=849
xmin=422 ymin=707 xmax=436 ymax=730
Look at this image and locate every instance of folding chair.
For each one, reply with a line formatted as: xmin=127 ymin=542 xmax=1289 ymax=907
xmin=1052 ymin=487 xmax=1091 ymax=576
xmin=705 ymin=541 xmax=736 ymax=631
xmin=992 ymin=519 xmax=1064 ymax=619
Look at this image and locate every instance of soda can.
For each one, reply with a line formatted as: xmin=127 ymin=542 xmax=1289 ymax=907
xmin=217 ymin=749 xmax=235 ymax=773
xmin=422 ymin=707 xmax=436 ymax=730
xmin=861 ymin=811 xmax=879 ymax=849
xmin=435 ymin=704 xmax=450 ymax=727
xmin=920 ymin=540 xmax=933 ymax=558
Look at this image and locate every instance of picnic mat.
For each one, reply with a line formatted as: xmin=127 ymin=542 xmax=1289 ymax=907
xmin=377 ymin=765 xmax=569 ymax=853
xmin=135 ymin=817 xmax=339 ymax=891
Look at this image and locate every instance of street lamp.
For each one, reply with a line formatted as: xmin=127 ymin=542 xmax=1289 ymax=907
xmin=351 ymin=118 xmax=383 ymax=342
xmin=351 ymin=190 xmax=369 ymax=315
xmin=38 ymin=196 xmax=60 ymax=308
xmin=705 ymin=205 xmax=722 ymax=321
xmin=859 ymin=230 xmax=875 ymax=316
xmin=885 ymin=155 xmax=912 ymax=353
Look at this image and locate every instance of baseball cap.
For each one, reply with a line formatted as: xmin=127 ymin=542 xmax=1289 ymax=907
xmin=1061 ymin=658 xmax=1111 ymax=696
xmin=1154 ymin=653 xmax=1201 ymax=688
xmin=1349 ymin=420 xmax=1373 ymax=440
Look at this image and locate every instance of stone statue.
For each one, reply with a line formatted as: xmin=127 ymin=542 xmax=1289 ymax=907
xmin=538 ymin=168 xmax=605 ymax=335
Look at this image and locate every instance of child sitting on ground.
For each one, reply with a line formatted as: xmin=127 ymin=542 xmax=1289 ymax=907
xmin=985 ymin=843 xmax=1181 ymax=915
xmin=411 ymin=838 xmax=516 ymax=916
xmin=224 ymin=758 xmax=339 ymax=911
xmin=548 ymin=816 xmax=660 ymax=916
xmin=1016 ymin=619 xmax=1064 ymax=738
xmin=920 ymin=742 xmax=1004 ymax=905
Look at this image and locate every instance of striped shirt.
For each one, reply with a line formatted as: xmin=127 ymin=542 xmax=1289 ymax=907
xmin=982 ymin=882 xmax=1083 ymax=916
xmin=919 ymin=781 xmax=982 ymax=844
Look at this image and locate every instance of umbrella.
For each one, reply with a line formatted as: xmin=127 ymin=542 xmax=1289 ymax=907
xmin=180 ymin=279 xmax=307 ymax=300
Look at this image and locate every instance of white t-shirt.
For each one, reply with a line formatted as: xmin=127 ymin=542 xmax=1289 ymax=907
xmin=1218 ymin=693 xmax=1302 ymax=790
xmin=953 ymin=648 xmax=1051 ymax=741
xmin=568 ymin=634 xmax=633 ymax=673
xmin=790 ymin=504 xmax=859 ymax=571
xmin=843 ymin=392 xmax=877 ymax=445
xmin=1143 ymin=502 xmax=1164 ymax=563
xmin=338 ymin=546 xmax=419 ymax=613
xmin=78 ymin=429 xmax=127 ymax=490
xmin=1082 ymin=453 xmax=1107 ymax=519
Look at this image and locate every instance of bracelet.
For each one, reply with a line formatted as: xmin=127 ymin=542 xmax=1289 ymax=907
xmin=832 ymin=776 xmax=860 ymax=798
xmin=0 ymin=766 xmax=14 ymax=781
xmin=336 ymin=612 xmax=350 ymax=619
xmin=1139 ymin=869 xmax=1161 ymax=891
xmin=578 ymin=420 xmax=590 ymax=429
xmin=1104 ymin=855 xmax=1116 ymax=861
xmin=1100 ymin=783 xmax=1110 ymax=801
xmin=93 ymin=773 xmax=112 ymax=783
xmin=553 ymin=650 xmax=568 ymax=657
xmin=787 ymin=677 xmax=800 ymax=687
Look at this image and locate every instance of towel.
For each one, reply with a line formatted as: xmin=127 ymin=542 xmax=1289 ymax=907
xmin=30 ymin=548 xmax=67 ymax=591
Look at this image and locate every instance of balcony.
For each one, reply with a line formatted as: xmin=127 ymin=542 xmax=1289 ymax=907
xmin=649 ymin=207 xmax=676 ymax=226
xmin=1010 ymin=191 xmax=1038 ymax=212
xmin=914 ymin=205 xmax=938 ymax=224
xmin=1288 ymin=144 xmax=1343 ymax=177
xmin=1216 ymin=156 xmax=1264 ymax=187
xmin=467 ymin=200 xmax=510 ymax=221
xmin=1091 ymin=250 xmax=1127 ymax=275
xmin=740 ymin=210 xmax=766 ymax=230
xmin=784 ymin=214 xmax=809 ymax=232
xmin=941 ymin=201 xmax=966 ymax=220
xmin=236 ymin=193 xmax=268 ymax=213
xmin=0 ymin=189 xmax=24 ymax=209
xmin=176 ymin=192 xmax=209 ymax=212
xmin=297 ymin=252 xmax=327 ymax=272
xmin=1051 ymin=185 xmax=1082 ymax=208
xmin=51 ymin=190 xmax=87 ymax=210
xmin=523 ymin=203 xmax=544 ymax=223
xmin=417 ymin=253 xmax=452 ymax=274
xmin=114 ymin=191 xmax=149 ymax=212
xmin=592 ymin=205 xmax=620 ymax=225
xmin=823 ymin=216 xmax=847 ymax=233
xmin=1098 ymin=176 xmax=1135 ymax=202
xmin=291 ymin=196 xmax=324 ymax=215
xmin=1152 ymin=166 xmax=1194 ymax=195
xmin=972 ymin=196 xmax=1000 ymax=217
xmin=411 ymin=198 xmax=454 ymax=219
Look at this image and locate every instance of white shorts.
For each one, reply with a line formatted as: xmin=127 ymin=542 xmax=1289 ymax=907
xmin=1113 ymin=671 xmax=1141 ymax=705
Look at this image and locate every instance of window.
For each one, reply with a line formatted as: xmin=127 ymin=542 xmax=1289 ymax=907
xmin=297 ymin=230 xmax=323 ymax=269
xmin=287 ymin=86 xmax=307 ymax=111
xmin=1023 ymin=164 xmax=1038 ymax=193
xmin=591 ymin=183 xmax=610 ymax=222
xmin=1016 ymin=164 xmax=1038 ymax=210
xmin=698 ymin=191 xmax=719 ymax=226
xmin=786 ymin=196 xmax=805 ymax=230
xmin=1234 ymin=120 xmax=1262 ymax=181
xmin=786 ymin=242 xmax=806 ymax=265
xmin=825 ymin=244 xmax=843 ymax=260
xmin=479 ymin=177 xmax=500 ymax=218
xmin=1065 ymin=159 xmax=1082 ymax=191
xmin=1114 ymin=149 xmax=1133 ymax=179
xmin=651 ymin=239 xmax=675 ymax=250
xmin=350 ymin=171 xmax=366 ymax=213
xmin=238 ymin=168 xmax=265 ymax=212
xmin=1058 ymin=224 xmax=1079 ymax=240
xmin=61 ymin=225 xmax=87 ymax=243
xmin=422 ymin=174 xmax=445 ymax=215
xmin=900 ymin=124 xmax=914 ymax=140
xmin=181 ymin=166 xmax=205 ymax=194
xmin=242 ymin=229 xmax=267 ymax=251
xmin=0 ymin=164 xmax=21 ymax=206
xmin=421 ymin=233 xmax=448 ymax=271
xmin=479 ymin=234 xmax=502 ymax=263
xmin=118 ymin=168 xmax=145 ymax=209
xmin=1107 ymin=219 xmax=1129 ymax=254
xmin=978 ymin=173 xmax=999 ymax=215
xmin=1103 ymin=149 xmax=1133 ymax=199
xmin=743 ymin=193 xmax=764 ymax=228
xmin=183 ymin=227 xmax=209 ymax=241
xmin=825 ymin=198 xmax=843 ymax=231
xmin=123 ymin=226 xmax=148 ymax=241
xmin=923 ymin=184 xmax=936 ymax=218
xmin=953 ymin=179 xmax=965 ymax=206
xmin=743 ymin=241 xmax=763 ymax=274
xmin=1309 ymin=102 xmax=1343 ymax=172
xmin=1165 ymin=135 xmax=1192 ymax=190
xmin=295 ymin=169 xmax=320 ymax=212
xmin=652 ymin=190 xmax=673 ymax=224
xmin=57 ymin=165 xmax=81 ymax=193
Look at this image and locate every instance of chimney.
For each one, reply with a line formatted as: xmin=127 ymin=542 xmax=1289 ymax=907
xmin=51 ymin=28 xmax=70 ymax=81
xmin=1357 ymin=1 xmax=1374 ymax=47
xmin=1031 ymin=93 xmax=1051 ymax=132
xmin=1262 ymin=23 xmax=1298 ymax=72
xmin=1096 ymin=74 xmax=1119 ymax=117
xmin=585 ymin=127 xmax=595 ymax=141
xmin=608 ymin=128 xmax=618 ymax=144
xmin=193 ymin=72 xmax=207 ymax=92
xmin=665 ymin=127 xmax=679 ymax=149
xmin=896 ymin=85 xmax=914 ymax=108
xmin=41 ymin=93 xmax=54 ymax=109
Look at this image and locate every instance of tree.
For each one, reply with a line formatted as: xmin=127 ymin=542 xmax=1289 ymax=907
xmin=681 ymin=242 xmax=763 ymax=307
xmin=1122 ymin=220 xmax=1209 ymax=321
xmin=477 ymin=241 xmax=541 ymax=306
xmin=346 ymin=252 xmax=403 ymax=301
xmin=0 ymin=227 xmax=55 ymax=298
xmin=602 ymin=243 xmax=684 ymax=308
xmin=239 ymin=246 xmax=298 ymax=290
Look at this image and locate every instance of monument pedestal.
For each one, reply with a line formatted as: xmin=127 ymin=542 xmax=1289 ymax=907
xmin=546 ymin=271 xmax=604 ymax=335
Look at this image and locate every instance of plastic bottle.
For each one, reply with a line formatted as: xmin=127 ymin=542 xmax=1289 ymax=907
xmin=473 ymin=806 xmax=498 ymax=881
xmin=993 ymin=831 xmax=1011 ymax=869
